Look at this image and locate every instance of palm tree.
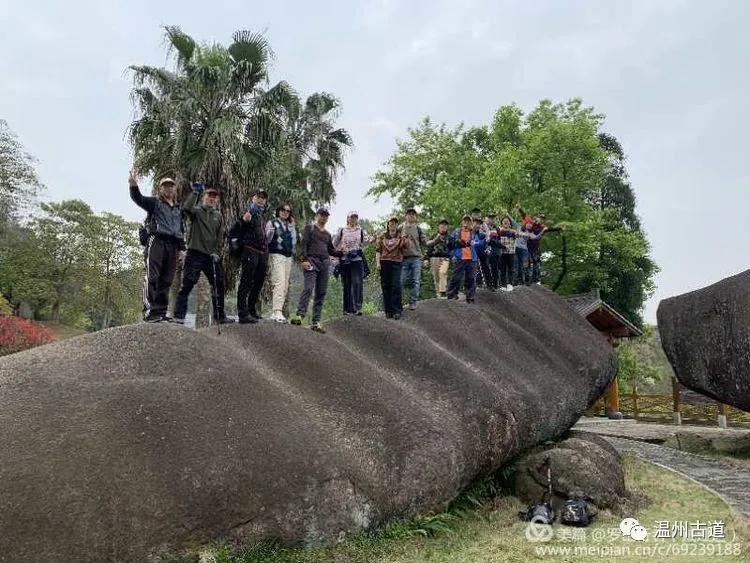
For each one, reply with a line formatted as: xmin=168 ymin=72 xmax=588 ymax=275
xmin=128 ymin=26 xmax=351 ymax=324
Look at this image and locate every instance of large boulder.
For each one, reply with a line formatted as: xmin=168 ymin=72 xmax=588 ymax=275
xmin=657 ymin=269 xmax=750 ymax=412
xmin=0 ymin=286 xmax=616 ymax=562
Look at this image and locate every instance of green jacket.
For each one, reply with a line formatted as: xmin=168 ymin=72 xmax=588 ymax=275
xmin=182 ymin=190 xmax=222 ymax=255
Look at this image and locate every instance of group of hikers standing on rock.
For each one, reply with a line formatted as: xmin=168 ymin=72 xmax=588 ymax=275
xmin=129 ymin=170 xmax=549 ymax=332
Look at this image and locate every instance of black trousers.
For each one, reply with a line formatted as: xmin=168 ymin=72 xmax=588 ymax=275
xmin=237 ymin=251 xmax=268 ymax=318
xmin=296 ymin=257 xmax=330 ymax=323
xmin=499 ymin=253 xmax=516 ymax=286
xmin=380 ymin=260 xmax=403 ymax=317
xmin=341 ymin=260 xmax=364 ymax=314
xmin=174 ymin=249 xmax=226 ymax=320
xmin=143 ymin=236 xmax=179 ymax=318
xmin=488 ymin=254 xmax=501 ymax=289
xmin=447 ymin=259 xmax=476 ymax=300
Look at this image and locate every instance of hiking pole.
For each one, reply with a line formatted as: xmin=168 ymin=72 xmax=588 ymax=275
xmin=212 ymin=255 xmax=221 ymax=336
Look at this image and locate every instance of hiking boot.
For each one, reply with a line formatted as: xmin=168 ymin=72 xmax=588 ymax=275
xmin=408 ymin=303 xmax=417 ymax=311
xmin=172 ymin=317 xmax=185 ymax=325
xmin=250 ymin=311 xmax=263 ymax=320
xmin=217 ymin=317 xmax=235 ymax=324
xmin=290 ymin=315 xmax=303 ymax=326
xmin=311 ymin=322 xmax=326 ymax=333
xmin=356 ymin=311 xmax=363 ymax=316
xmin=439 ymin=292 xmax=447 ymax=299
xmin=393 ymin=314 xmax=401 ymax=320
xmin=238 ymin=316 xmax=258 ymax=324
xmin=145 ymin=314 xmax=163 ymax=323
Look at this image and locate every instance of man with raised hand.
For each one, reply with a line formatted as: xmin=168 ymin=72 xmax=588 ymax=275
xmin=173 ymin=183 xmax=234 ymax=325
xmin=230 ymin=189 xmax=269 ymax=324
xmin=129 ymin=168 xmax=184 ymax=322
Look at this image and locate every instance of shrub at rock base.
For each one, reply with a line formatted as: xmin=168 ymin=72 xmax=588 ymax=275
xmin=0 ymin=314 xmax=55 ymax=356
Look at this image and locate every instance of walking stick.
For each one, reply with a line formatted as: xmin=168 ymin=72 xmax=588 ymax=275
xmin=211 ymin=255 xmax=221 ymax=336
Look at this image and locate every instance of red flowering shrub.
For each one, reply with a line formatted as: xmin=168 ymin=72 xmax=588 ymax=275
xmin=0 ymin=315 xmax=56 ymax=356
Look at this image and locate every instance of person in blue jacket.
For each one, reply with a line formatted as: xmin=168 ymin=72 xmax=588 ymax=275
xmin=445 ymin=215 xmax=486 ymax=303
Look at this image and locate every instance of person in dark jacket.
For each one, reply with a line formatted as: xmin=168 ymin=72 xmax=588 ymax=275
xmin=446 ymin=215 xmax=485 ymax=303
xmin=129 ymin=168 xmax=184 ymax=322
xmin=173 ymin=184 xmax=234 ymax=325
xmin=229 ymin=189 xmax=269 ymax=324
xmin=426 ymin=219 xmax=451 ymax=298
xmin=290 ymin=208 xmax=342 ymax=333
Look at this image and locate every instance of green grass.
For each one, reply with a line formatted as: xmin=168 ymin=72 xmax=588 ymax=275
xmin=199 ymin=457 xmax=750 ymax=563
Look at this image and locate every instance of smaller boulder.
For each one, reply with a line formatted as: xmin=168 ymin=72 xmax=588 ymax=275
xmin=514 ymin=432 xmax=642 ymax=517
xmin=665 ymin=432 xmax=750 ymax=456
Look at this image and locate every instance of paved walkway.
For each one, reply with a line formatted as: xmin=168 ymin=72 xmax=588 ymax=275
xmin=572 ymin=417 xmax=750 ymax=520
xmin=574 ymin=416 xmax=750 ymax=443
xmin=600 ymin=436 xmax=750 ymax=521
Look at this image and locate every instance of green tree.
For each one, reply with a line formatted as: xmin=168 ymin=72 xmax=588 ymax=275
xmin=129 ymin=26 xmax=351 ymax=323
xmin=370 ymin=98 xmax=657 ymax=325
xmin=0 ymin=119 xmax=43 ymax=226
xmin=0 ymin=200 xmax=142 ymax=329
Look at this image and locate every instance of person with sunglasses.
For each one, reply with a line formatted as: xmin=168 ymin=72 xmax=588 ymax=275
xmin=173 ymin=183 xmax=234 ymax=325
xmin=265 ymin=203 xmax=297 ymax=323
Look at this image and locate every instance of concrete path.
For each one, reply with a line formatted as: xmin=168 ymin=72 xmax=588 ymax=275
xmin=599 ymin=435 xmax=750 ymax=521
xmin=574 ymin=416 xmax=750 ymax=443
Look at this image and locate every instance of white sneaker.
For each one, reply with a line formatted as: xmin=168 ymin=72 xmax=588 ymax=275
xmin=270 ymin=312 xmax=287 ymax=323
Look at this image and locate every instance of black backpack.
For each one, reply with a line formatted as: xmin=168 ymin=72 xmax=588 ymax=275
xmin=519 ymin=463 xmax=556 ymax=525
xmin=560 ymin=499 xmax=592 ymax=527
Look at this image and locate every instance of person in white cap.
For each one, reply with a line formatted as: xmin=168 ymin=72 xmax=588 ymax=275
xmin=128 ymin=168 xmax=184 ymax=322
xmin=332 ymin=211 xmax=372 ymax=316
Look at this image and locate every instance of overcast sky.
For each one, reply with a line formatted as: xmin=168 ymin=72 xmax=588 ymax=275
xmin=2 ymin=0 xmax=748 ymax=322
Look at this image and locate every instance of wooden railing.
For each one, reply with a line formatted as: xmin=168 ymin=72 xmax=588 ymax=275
xmin=589 ymin=379 xmax=750 ymax=427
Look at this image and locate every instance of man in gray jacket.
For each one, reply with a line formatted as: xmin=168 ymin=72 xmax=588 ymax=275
xmin=400 ymin=208 xmax=427 ymax=310
xmin=129 ymin=168 xmax=184 ymax=322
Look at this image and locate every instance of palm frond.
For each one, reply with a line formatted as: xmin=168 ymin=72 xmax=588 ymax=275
xmin=164 ymin=26 xmax=197 ymax=70
xmin=229 ymin=31 xmax=272 ymax=66
xmin=305 ymin=92 xmax=339 ymax=117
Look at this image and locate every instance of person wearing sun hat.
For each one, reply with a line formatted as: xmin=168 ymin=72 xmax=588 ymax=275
xmin=332 ymin=210 xmax=372 ymax=316
xmin=128 ymin=168 xmax=184 ymax=322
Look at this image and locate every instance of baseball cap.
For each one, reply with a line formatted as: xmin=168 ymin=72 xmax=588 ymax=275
xmin=405 ymin=207 xmax=417 ymax=214
xmin=254 ymin=189 xmax=268 ymax=198
xmin=204 ymin=187 xmax=219 ymax=195
xmin=158 ymin=177 xmax=175 ymax=187
xmin=347 ymin=210 xmax=359 ymax=217
xmin=316 ymin=207 xmax=330 ymax=216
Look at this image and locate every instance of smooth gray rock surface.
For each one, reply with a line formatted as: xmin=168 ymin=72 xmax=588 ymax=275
xmin=0 ymin=286 xmax=616 ymax=562
xmin=657 ymin=269 xmax=750 ymax=412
